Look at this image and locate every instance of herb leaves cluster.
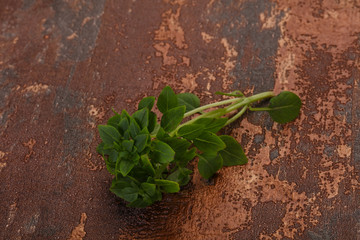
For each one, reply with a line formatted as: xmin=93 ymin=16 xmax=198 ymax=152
xmin=97 ymin=86 xmax=301 ymax=207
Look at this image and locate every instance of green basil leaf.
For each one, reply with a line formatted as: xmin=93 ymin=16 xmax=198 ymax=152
xmin=140 ymin=155 xmax=155 ymax=176
xmin=141 ymin=182 xmax=156 ymax=196
xmin=154 ymin=179 xmax=180 ymax=193
xmin=104 ymin=149 xmax=118 ymax=175
xmin=193 ymin=117 xmax=228 ymax=133
xmin=193 ymin=131 xmax=226 ymax=153
xmin=177 ymin=92 xmax=200 ymax=112
xmin=151 ymin=140 xmax=175 ymax=163
xmin=98 ymin=125 xmax=121 ymax=146
xmin=96 ymin=142 xmax=105 ymax=155
xmin=219 ymin=135 xmax=247 ymax=166
xmin=177 ymin=123 xmax=204 ymax=140
xmin=134 ymin=134 xmax=148 ymax=153
xmin=138 ymin=96 xmax=155 ymax=110
xmin=198 ymin=152 xmax=223 ymax=179
xmin=110 ymin=177 xmax=138 ymax=202
xmin=132 ymin=108 xmax=149 ymax=129
xmin=177 ymin=148 xmax=196 ymax=167
xmin=129 ymin=118 xmax=140 ymax=139
xmin=107 ymin=113 xmax=122 ymax=128
xmin=122 ymin=139 xmax=134 ymax=152
xmin=117 ymin=187 xmax=139 ymax=202
xmin=167 ymin=167 xmax=192 ymax=186
xmin=164 ymin=137 xmax=191 ymax=158
xmin=119 ymin=159 xmax=135 ymax=177
xmin=148 ymin=111 xmax=157 ymax=133
xmin=160 ymin=105 xmax=185 ymax=132
xmin=157 ymin=86 xmax=178 ymax=113
xmin=156 ymin=127 xmax=169 ymax=141
xmin=118 ymin=118 xmax=129 ymax=135
xmin=120 ymin=109 xmax=131 ymax=120
xmin=267 ymin=91 xmax=302 ymax=124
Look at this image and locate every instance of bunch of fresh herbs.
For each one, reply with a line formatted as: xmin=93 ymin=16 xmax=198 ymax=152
xmin=97 ymin=86 xmax=301 ymax=207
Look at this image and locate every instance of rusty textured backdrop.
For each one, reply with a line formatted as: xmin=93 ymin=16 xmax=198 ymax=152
xmin=0 ymin=0 xmax=359 ymax=239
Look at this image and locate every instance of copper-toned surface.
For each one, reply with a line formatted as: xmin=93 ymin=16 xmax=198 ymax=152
xmin=0 ymin=0 xmax=359 ymax=239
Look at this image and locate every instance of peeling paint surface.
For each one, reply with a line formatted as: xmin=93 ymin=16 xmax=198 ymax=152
xmin=0 ymin=0 xmax=359 ymax=239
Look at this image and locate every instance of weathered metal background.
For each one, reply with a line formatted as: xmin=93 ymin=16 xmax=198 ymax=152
xmin=1 ymin=0 xmax=359 ymax=239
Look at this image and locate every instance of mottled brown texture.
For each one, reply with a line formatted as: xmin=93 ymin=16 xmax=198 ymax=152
xmin=0 ymin=0 xmax=359 ymax=239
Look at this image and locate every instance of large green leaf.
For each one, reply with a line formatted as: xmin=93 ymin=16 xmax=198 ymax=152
xmin=132 ymin=108 xmax=149 ymax=129
xmin=155 ymin=179 xmax=180 ymax=193
xmin=151 ymin=140 xmax=175 ymax=163
xmin=193 ymin=117 xmax=228 ymax=133
xmin=177 ymin=124 xmax=205 ymax=140
xmin=119 ymin=159 xmax=136 ymax=177
xmin=267 ymin=91 xmax=302 ymax=124
xmin=110 ymin=178 xmax=138 ymax=202
xmin=167 ymin=167 xmax=192 ymax=186
xmin=138 ymin=96 xmax=155 ymax=110
xmin=198 ymin=152 xmax=223 ymax=179
xmin=160 ymin=106 xmax=185 ymax=132
xmin=122 ymin=139 xmax=134 ymax=152
xmin=141 ymin=182 xmax=156 ymax=197
xmin=177 ymin=92 xmax=200 ymax=112
xmin=157 ymin=86 xmax=178 ymax=113
xmin=193 ymin=131 xmax=226 ymax=153
xmin=219 ymin=135 xmax=247 ymax=166
xmin=140 ymin=154 xmax=156 ymax=176
xmin=107 ymin=113 xmax=122 ymax=128
xmin=134 ymin=134 xmax=149 ymax=153
xmin=148 ymin=111 xmax=157 ymax=133
xmin=164 ymin=137 xmax=191 ymax=158
xmin=129 ymin=118 xmax=140 ymax=139
xmin=98 ymin=125 xmax=121 ymax=145
xmin=118 ymin=118 xmax=129 ymax=135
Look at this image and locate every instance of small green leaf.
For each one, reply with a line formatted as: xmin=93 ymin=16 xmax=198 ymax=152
xmin=267 ymin=91 xmax=302 ymax=124
xmin=129 ymin=118 xmax=140 ymax=139
xmin=138 ymin=96 xmax=155 ymax=110
xmin=161 ymin=105 xmax=185 ymax=132
xmin=134 ymin=134 xmax=148 ymax=153
xmin=151 ymin=140 xmax=175 ymax=163
xmin=120 ymin=109 xmax=131 ymax=120
xmin=177 ymin=124 xmax=205 ymax=140
xmin=141 ymin=154 xmax=156 ymax=176
xmin=119 ymin=159 xmax=135 ymax=176
xmin=110 ymin=178 xmax=138 ymax=202
xmin=155 ymin=179 xmax=180 ymax=193
xmin=96 ymin=142 xmax=105 ymax=155
xmin=177 ymin=92 xmax=200 ymax=112
xmin=122 ymin=139 xmax=134 ymax=152
xmin=141 ymin=182 xmax=156 ymax=196
xmin=148 ymin=111 xmax=157 ymax=133
xmin=132 ymin=108 xmax=149 ymax=129
xmin=164 ymin=137 xmax=191 ymax=158
xmin=157 ymin=86 xmax=178 ymax=113
xmin=156 ymin=127 xmax=169 ymax=141
xmin=118 ymin=187 xmax=139 ymax=202
xmin=98 ymin=125 xmax=121 ymax=145
xmin=118 ymin=118 xmax=129 ymax=135
xmin=167 ymin=167 xmax=192 ymax=186
xmin=193 ymin=117 xmax=228 ymax=133
xmin=198 ymin=152 xmax=223 ymax=179
xmin=107 ymin=113 xmax=122 ymax=128
xmin=193 ymin=131 xmax=226 ymax=153
xmin=177 ymin=148 xmax=196 ymax=167
xmin=219 ymin=135 xmax=247 ymax=166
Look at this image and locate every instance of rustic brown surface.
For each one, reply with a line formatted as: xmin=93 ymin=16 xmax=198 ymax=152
xmin=0 ymin=0 xmax=359 ymax=239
